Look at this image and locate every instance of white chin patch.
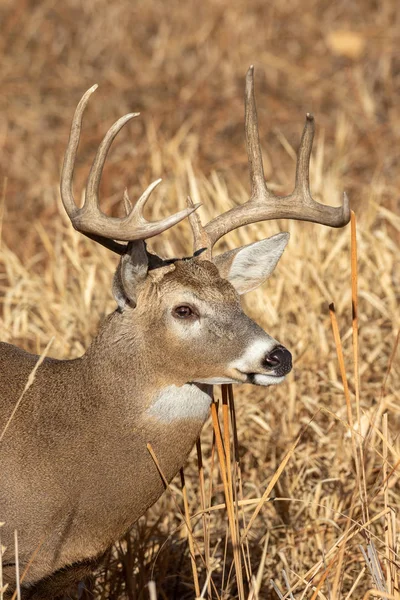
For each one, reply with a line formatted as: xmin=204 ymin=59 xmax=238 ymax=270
xmin=192 ymin=374 xmax=285 ymax=387
xmin=192 ymin=377 xmax=242 ymax=385
xmin=252 ymin=374 xmax=285 ymax=386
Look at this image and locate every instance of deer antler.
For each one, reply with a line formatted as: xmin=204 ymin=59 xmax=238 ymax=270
xmin=188 ymin=66 xmax=350 ymax=257
xmin=61 ymin=85 xmax=200 ymax=255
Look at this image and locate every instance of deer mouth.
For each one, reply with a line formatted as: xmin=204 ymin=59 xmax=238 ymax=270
xmin=212 ymin=369 xmax=287 ymax=387
xmin=192 ymin=366 xmax=289 ymax=387
xmin=241 ymin=372 xmax=286 ymax=386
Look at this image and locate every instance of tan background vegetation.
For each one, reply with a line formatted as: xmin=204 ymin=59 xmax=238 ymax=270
xmin=0 ymin=0 xmax=399 ymax=598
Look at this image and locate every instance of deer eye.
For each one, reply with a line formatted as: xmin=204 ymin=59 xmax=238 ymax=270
xmin=173 ymin=305 xmax=197 ymax=319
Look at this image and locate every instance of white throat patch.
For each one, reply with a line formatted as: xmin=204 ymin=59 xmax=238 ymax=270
xmin=146 ymin=384 xmax=212 ymax=423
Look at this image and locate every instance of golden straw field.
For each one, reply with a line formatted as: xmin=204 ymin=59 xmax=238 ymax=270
xmin=0 ymin=0 xmax=399 ymax=598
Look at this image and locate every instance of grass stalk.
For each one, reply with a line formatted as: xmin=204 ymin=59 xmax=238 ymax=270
xmin=211 ymin=400 xmax=245 ymax=599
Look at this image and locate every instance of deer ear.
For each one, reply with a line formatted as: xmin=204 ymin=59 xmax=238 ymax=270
xmin=213 ymin=232 xmax=289 ymax=295
xmin=113 ymin=241 xmax=149 ymax=310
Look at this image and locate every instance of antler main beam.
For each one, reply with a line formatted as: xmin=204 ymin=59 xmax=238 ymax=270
xmin=190 ymin=66 xmax=350 ymax=256
xmin=61 ymin=86 xmax=200 ymax=255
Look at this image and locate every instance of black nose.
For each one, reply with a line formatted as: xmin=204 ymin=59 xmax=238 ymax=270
xmin=263 ymin=345 xmax=292 ymax=376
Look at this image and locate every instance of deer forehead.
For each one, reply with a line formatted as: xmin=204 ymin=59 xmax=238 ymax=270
xmin=147 ymin=258 xmax=239 ymax=303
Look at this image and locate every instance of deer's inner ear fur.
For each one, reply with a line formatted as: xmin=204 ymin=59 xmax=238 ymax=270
xmin=213 ymin=232 xmax=289 ymax=295
xmin=113 ymin=241 xmax=149 ymax=309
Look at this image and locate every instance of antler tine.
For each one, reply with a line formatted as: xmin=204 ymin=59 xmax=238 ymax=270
xmin=85 ymin=112 xmax=140 ymax=210
xmin=288 ymin=113 xmax=351 ymax=224
xmin=197 ymin=67 xmax=350 ymax=256
xmin=61 ymin=87 xmax=201 ymax=254
xmin=186 ymin=196 xmax=210 ymax=253
xmin=294 ymin=113 xmax=314 ymax=198
xmin=61 ymin=84 xmax=98 ymax=219
xmin=245 ymin=65 xmax=271 ymax=201
xmin=123 ymin=188 xmax=133 ymax=215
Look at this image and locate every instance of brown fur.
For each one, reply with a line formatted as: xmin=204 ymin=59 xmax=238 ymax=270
xmin=0 ymin=257 xmax=278 ymax=598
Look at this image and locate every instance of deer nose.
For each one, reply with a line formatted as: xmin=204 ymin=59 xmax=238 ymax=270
xmin=263 ymin=345 xmax=292 ymax=375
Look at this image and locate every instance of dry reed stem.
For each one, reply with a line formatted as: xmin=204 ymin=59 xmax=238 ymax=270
xmin=196 ymin=439 xmax=211 ymax=598
xmin=210 ymin=400 xmax=245 ymax=599
xmin=253 ymin=532 xmax=269 ymax=597
xmin=0 ymin=528 xmax=4 ymax=600
xmin=13 ymin=531 xmax=20 ymax=600
xmin=328 ymin=299 xmax=369 ymax=599
xmin=222 ymin=386 xmax=233 ymax=505
xmin=229 ymin=387 xmax=252 ymax=582
xmin=382 ymin=415 xmax=399 ymax=597
xmin=331 ymin=210 xmax=366 ymax=598
xmin=351 ymin=211 xmax=370 ymax=526
xmin=221 ymin=385 xmax=241 ymax=592
xmin=329 ymin=304 xmax=361 ymax=480
xmin=148 ymin=580 xmax=157 ymax=600
xmin=351 ymin=210 xmax=360 ymax=429
xmin=223 ymin=386 xmax=253 ymax=586
xmin=383 ymin=413 xmax=391 ymax=596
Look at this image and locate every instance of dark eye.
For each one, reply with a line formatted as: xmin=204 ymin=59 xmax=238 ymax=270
xmin=173 ymin=305 xmax=196 ymax=319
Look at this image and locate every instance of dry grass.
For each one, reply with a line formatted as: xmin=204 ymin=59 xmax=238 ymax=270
xmin=0 ymin=0 xmax=399 ymax=598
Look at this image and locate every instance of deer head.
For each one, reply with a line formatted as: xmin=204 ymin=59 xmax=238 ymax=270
xmin=60 ymin=66 xmax=349 ymax=391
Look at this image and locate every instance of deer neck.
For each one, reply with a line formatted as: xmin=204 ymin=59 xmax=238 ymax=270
xmin=64 ymin=311 xmax=212 ymax=542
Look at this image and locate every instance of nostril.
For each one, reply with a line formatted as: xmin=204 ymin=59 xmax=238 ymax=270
xmin=264 ymin=352 xmax=281 ymax=368
xmin=263 ymin=345 xmax=292 ymax=374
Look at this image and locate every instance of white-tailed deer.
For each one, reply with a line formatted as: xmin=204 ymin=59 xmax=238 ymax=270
xmin=0 ymin=67 xmax=349 ymax=599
